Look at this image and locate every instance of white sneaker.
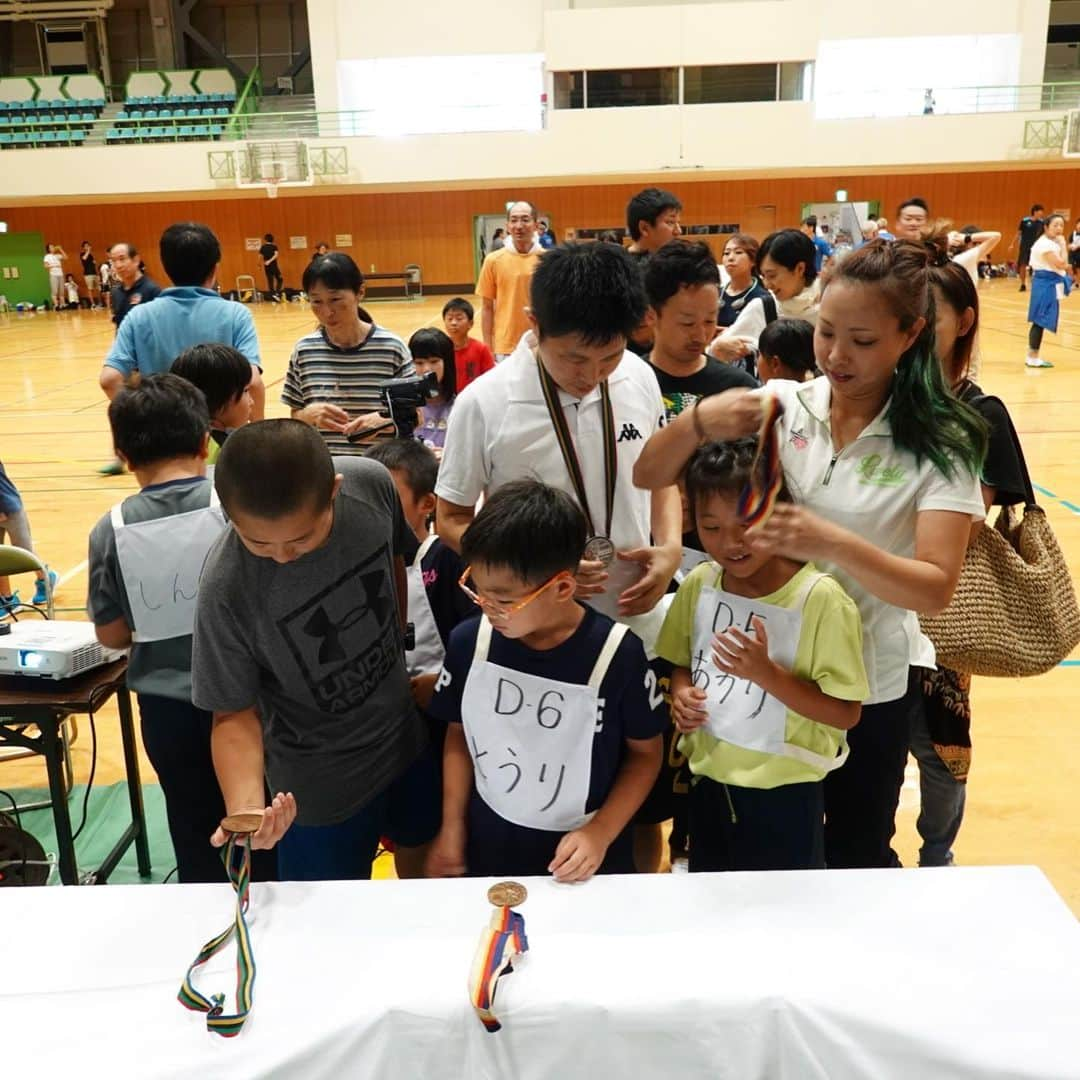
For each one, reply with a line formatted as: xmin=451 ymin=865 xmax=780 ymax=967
xmin=670 ymin=857 xmax=689 ymax=875
xmin=1025 ymin=357 xmax=1054 ymax=368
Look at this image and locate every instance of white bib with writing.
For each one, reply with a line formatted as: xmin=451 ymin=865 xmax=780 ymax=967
xmin=111 ymin=490 xmax=226 ymax=643
xmin=405 ymin=534 xmax=445 ymax=678
xmin=691 ymin=570 xmax=847 ymax=772
xmin=461 ymin=615 xmax=627 ymax=832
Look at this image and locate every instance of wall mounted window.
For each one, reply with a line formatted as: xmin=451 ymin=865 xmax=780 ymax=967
xmin=552 ymin=62 xmax=812 ymax=110
xmin=684 ymin=64 xmax=777 ymax=104
xmin=338 ymin=53 xmax=544 ymax=136
xmin=553 ymin=71 xmax=585 ymax=110
xmin=586 ymin=67 xmax=678 ymax=108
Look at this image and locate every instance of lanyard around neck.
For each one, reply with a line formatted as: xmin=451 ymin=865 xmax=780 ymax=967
xmin=536 ymin=357 xmax=616 ymax=540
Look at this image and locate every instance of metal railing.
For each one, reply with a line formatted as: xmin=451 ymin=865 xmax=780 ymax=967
xmin=816 ymin=81 xmax=1080 ymax=119
xmin=3 ymin=80 xmax=1080 ymax=151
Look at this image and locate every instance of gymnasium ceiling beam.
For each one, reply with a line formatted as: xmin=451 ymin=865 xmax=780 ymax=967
xmin=172 ymin=0 xmax=245 ymax=84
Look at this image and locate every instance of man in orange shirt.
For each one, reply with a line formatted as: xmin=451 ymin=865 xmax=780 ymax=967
xmin=476 ymin=200 xmax=543 ymax=361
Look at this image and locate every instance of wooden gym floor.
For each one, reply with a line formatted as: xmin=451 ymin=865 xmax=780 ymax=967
xmin=1 ymin=284 xmax=1078 ymax=907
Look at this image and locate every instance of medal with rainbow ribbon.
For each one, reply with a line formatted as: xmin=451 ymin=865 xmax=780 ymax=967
xmin=469 ymin=882 xmax=530 ymax=1032
xmin=177 ymin=815 xmax=260 ymax=1036
xmin=737 ymin=393 xmax=785 ymax=528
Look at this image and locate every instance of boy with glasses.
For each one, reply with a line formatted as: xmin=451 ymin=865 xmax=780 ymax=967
xmin=425 ymin=480 xmax=664 ymax=882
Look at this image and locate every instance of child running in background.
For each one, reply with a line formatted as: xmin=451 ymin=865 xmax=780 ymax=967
xmin=655 ymin=440 xmax=867 ymax=871
xmin=442 ymin=297 xmax=495 ymax=391
xmin=0 ymin=459 xmax=57 ymax=612
xmin=755 ymin=318 xmax=817 ymax=383
xmin=365 ymin=438 xmax=473 ymax=715
xmin=407 ymin=328 xmax=457 ymax=458
xmin=426 ymin=480 xmax=665 ymax=882
xmin=170 ymin=343 xmax=254 ymax=463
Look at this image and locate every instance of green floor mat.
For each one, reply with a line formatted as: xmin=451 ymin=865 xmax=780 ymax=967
xmin=0 ymin=783 xmax=176 ymax=885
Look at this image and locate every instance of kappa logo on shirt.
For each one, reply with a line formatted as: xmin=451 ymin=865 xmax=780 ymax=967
xmin=617 ymin=422 xmax=643 ymax=443
xmin=856 ymin=454 xmax=906 ymax=487
xmin=789 ymin=427 xmax=809 ymax=451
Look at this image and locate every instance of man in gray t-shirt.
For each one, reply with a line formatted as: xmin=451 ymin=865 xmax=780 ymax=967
xmin=192 ymin=420 xmax=437 ymax=881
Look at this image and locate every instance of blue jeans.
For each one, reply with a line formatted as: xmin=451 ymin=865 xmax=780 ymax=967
xmin=909 ymin=706 xmax=965 ymax=867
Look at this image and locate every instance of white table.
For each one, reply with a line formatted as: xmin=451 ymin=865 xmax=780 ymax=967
xmin=2 ymin=867 xmax=1078 ymax=1078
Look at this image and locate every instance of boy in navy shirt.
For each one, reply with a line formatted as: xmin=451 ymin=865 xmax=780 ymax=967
xmin=426 ymin=480 xmax=664 ymax=882
xmin=365 ymin=438 xmax=473 ymax=713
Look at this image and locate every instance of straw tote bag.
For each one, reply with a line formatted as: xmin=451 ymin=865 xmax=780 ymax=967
xmin=920 ymin=397 xmax=1080 ymax=677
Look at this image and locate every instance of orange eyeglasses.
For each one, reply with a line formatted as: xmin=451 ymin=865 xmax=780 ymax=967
xmin=457 ymin=566 xmax=572 ymax=619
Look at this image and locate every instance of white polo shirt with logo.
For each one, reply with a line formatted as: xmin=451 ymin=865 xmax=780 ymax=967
xmin=437 ymin=331 xmax=667 ymax=639
xmin=769 ymin=376 xmax=984 ymax=705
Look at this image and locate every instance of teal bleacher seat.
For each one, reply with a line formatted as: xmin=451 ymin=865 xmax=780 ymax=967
xmin=180 ymin=124 xmax=195 ymax=139
xmin=80 ymin=111 xmax=93 ymax=122
xmin=0 ymin=132 xmax=11 ymax=146
xmin=214 ymin=106 xmax=228 ymax=116
xmin=66 ymin=112 xmax=79 ymax=123
xmin=13 ymin=131 xmax=30 ymax=144
xmin=144 ymin=109 xmax=158 ymax=120
xmin=200 ymin=107 xmax=214 ymax=117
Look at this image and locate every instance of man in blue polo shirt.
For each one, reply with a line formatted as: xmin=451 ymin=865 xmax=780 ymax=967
xmin=98 ymin=222 xmax=265 ymax=420
xmin=801 ymin=215 xmax=833 ymax=273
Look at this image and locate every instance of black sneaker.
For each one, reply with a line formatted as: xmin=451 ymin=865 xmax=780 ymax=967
xmin=1019 ymin=284 xmax=1027 ymax=292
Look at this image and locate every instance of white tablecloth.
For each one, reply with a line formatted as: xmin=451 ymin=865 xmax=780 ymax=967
xmin=2 ymin=867 xmax=1078 ymax=1079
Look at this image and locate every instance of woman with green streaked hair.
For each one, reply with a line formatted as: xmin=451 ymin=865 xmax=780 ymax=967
xmin=632 ymin=238 xmax=988 ymax=871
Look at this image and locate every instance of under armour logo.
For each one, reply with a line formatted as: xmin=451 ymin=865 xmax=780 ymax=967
xmin=617 ymin=423 xmax=642 ymax=442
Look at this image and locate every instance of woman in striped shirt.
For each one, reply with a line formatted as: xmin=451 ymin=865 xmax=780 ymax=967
xmin=282 ymin=252 xmax=414 ymax=455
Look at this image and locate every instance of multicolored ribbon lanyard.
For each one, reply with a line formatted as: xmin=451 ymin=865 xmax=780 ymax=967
xmin=469 ymin=882 xmax=529 ymax=1033
xmin=737 ymin=394 xmax=784 ymax=528
xmin=537 ymin=357 xmax=618 ymax=565
xmin=178 ymin=832 xmax=256 ymax=1037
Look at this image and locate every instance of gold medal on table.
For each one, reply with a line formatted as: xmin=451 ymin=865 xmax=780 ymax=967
xmin=487 ymin=880 xmax=528 ymax=908
xmin=221 ymin=811 xmax=263 ymax=835
xmin=471 ymin=882 xmax=530 ymax=1032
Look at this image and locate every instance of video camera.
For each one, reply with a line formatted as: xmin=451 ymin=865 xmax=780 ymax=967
xmin=347 ymin=370 xmax=440 ymax=442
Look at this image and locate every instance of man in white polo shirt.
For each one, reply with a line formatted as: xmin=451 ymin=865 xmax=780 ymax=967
xmin=437 ymin=241 xmax=682 ymax=650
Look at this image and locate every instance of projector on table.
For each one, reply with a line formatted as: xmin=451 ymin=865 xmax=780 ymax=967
xmin=0 ymin=621 xmax=126 ymax=680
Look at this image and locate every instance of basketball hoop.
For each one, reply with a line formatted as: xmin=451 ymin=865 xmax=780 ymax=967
xmin=262 ymin=177 xmax=280 ymax=199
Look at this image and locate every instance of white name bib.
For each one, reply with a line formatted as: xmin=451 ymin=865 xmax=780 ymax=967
xmin=111 ymin=490 xmax=226 ymax=643
xmin=690 ymin=571 xmax=846 ymax=773
xmin=405 ymin=534 xmax=445 ymax=678
xmin=461 ymin=616 xmax=626 ymax=832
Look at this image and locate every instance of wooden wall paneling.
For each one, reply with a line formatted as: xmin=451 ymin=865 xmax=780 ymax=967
xmin=4 ymin=166 xmax=1078 ymax=292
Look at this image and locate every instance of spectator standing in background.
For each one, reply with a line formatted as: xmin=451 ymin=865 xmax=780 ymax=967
xmin=100 ymin=222 xmax=264 ymax=415
xmin=476 ymin=200 xmax=543 ymax=361
xmin=537 ymin=219 xmax=556 ymax=249
xmin=43 ymin=243 xmax=67 ymax=311
xmin=490 ymin=228 xmax=505 ymax=251
xmin=876 ymin=218 xmax=896 ymax=241
xmin=1014 ymin=204 xmax=1046 ymax=293
xmin=80 ymin=241 xmax=102 ymax=309
xmin=894 ymin=198 xmax=931 ymax=242
xmin=442 ymin=297 xmax=495 ymax=391
xmin=260 ymin=233 xmax=284 ymax=302
xmin=802 ymin=215 xmax=833 ymax=273
xmin=108 ymin=242 xmax=162 ymax=328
